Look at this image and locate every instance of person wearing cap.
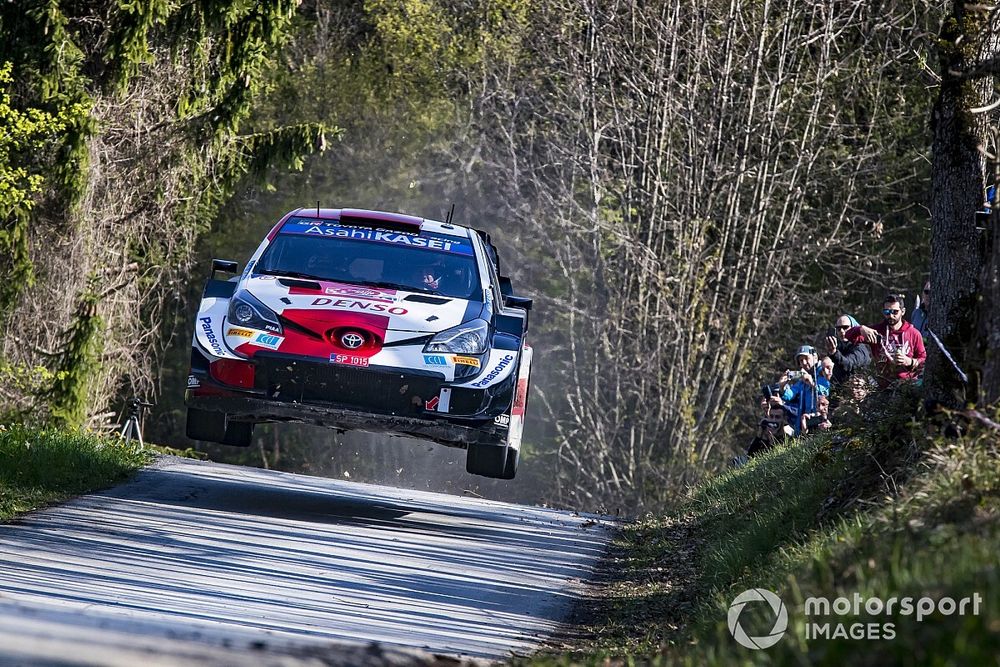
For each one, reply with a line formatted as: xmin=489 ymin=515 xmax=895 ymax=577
xmin=778 ymin=345 xmax=830 ymax=435
xmin=846 ymin=293 xmax=926 ymax=386
xmin=824 ymin=314 xmax=872 ymax=384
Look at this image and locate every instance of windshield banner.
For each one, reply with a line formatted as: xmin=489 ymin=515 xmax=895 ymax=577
xmin=281 ymin=220 xmax=474 ymax=256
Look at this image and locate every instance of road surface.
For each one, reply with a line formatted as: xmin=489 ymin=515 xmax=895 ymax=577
xmin=0 ymin=456 xmax=613 ymax=665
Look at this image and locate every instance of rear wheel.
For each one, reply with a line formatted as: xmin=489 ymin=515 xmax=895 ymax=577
xmin=186 ymin=408 xmax=254 ymax=447
xmin=466 ymin=442 xmax=509 ymax=478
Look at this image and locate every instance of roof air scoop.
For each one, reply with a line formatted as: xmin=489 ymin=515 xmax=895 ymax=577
xmin=339 ymin=208 xmax=424 ymax=233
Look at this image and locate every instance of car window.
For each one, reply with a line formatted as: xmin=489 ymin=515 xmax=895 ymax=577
xmin=257 ymin=222 xmax=481 ymax=300
xmin=474 ymin=233 xmax=502 ymax=303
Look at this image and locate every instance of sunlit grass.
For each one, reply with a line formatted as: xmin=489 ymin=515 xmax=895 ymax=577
xmin=529 ymin=393 xmax=1000 ymax=666
xmin=0 ymin=423 xmax=151 ymax=521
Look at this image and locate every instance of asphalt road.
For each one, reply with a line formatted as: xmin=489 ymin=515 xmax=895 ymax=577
xmin=0 ymin=457 xmax=613 ymax=666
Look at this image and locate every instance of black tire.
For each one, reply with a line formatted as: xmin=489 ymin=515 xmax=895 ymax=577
xmin=466 ymin=442 xmax=509 ymax=478
xmin=221 ymin=420 xmax=254 ymax=447
xmin=499 ymin=447 xmax=519 ymax=480
xmin=186 ymin=408 xmax=254 ymax=447
xmin=186 ymin=407 xmax=226 ymax=442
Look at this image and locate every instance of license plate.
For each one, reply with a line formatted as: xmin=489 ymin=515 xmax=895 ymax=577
xmin=330 ymin=354 xmax=370 ymax=367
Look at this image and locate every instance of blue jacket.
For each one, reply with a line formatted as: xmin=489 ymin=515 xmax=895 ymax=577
xmin=782 ymin=370 xmax=830 ymax=434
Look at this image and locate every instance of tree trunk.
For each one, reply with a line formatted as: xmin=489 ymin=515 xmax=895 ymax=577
xmin=926 ymin=4 xmax=994 ymax=407
xmin=979 ymin=170 xmax=1000 ymax=403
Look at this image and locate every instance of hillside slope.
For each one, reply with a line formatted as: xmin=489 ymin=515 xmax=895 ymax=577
xmin=542 ymin=388 xmax=999 ymax=665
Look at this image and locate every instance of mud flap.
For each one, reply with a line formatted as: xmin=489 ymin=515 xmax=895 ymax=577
xmin=488 ymin=344 xmax=531 ymax=480
xmin=505 ymin=344 xmax=532 ymax=454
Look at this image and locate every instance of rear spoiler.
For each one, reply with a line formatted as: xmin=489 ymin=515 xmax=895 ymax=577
xmin=474 ymin=228 xmax=501 ymax=273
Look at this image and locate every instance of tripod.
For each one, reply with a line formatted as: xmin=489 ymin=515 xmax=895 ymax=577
xmin=120 ymin=398 xmax=153 ymax=449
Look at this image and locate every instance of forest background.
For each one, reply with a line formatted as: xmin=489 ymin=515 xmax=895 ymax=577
xmin=0 ymin=0 xmax=977 ymax=511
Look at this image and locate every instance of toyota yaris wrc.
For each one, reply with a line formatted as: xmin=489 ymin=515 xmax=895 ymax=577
xmin=185 ymin=208 xmax=533 ymax=479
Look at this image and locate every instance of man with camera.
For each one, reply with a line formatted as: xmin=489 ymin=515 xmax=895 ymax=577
xmin=846 ymin=293 xmax=926 ymax=387
xmin=824 ymin=314 xmax=872 ymax=384
xmin=746 ymin=400 xmax=789 ymax=458
xmin=777 ymin=345 xmax=830 ymax=436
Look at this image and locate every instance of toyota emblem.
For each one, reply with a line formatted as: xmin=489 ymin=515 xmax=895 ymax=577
xmin=341 ymin=332 xmax=365 ymax=349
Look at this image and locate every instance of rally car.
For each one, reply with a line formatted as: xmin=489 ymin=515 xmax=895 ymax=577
xmin=184 ymin=207 xmax=533 ymax=479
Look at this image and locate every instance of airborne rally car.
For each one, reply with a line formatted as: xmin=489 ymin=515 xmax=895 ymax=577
xmin=184 ymin=208 xmax=533 ymax=479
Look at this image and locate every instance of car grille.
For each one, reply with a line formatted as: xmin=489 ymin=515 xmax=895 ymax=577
xmin=253 ymin=353 xmax=444 ymax=415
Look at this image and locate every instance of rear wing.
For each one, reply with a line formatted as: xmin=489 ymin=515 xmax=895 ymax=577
xmin=474 ymin=228 xmax=501 ymax=273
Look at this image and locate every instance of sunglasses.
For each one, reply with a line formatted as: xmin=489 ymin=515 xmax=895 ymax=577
xmin=835 ymin=324 xmax=850 ymax=330
xmin=883 ymin=308 xmax=900 ymax=315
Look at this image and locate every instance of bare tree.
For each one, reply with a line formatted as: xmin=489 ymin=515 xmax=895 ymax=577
xmin=465 ymin=0 xmax=938 ymax=507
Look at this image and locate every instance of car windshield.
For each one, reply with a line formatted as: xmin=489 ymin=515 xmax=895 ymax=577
xmin=256 ymin=221 xmax=481 ymax=300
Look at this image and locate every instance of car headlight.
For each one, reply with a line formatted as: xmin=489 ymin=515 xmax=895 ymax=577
xmin=423 ymin=319 xmax=489 ymax=354
xmin=228 ymin=290 xmax=282 ymax=334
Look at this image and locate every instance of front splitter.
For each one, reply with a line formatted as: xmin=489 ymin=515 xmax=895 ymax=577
xmin=186 ymin=393 xmax=507 ymax=448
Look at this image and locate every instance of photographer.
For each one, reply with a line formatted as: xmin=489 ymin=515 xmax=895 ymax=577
xmin=809 ymin=395 xmax=833 ymax=433
xmin=746 ymin=399 xmax=789 ymax=458
xmin=824 ymin=314 xmax=872 ymax=385
xmin=779 ymin=345 xmax=830 ymax=436
xmin=846 ymin=294 xmax=926 ymax=387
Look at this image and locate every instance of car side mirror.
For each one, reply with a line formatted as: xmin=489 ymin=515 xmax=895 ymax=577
xmin=211 ymin=259 xmax=238 ymax=280
xmin=498 ymin=275 xmax=514 ymax=297
xmin=504 ymin=295 xmax=532 ymax=311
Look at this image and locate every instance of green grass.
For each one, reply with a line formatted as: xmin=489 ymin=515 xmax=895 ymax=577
xmin=532 ymin=391 xmax=1000 ymax=666
xmin=0 ymin=423 xmax=151 ymax=521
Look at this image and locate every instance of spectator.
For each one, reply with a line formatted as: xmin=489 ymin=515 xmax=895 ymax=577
xmin=805 ymin=395 xmax=833 ymax=433
xmin=779 ymin=345 xmax=830 ymax=435
xmin=746 ymin=400 xmax=787 ymax=458
xmin=824 ymin=314 xmax=872 ymax=385
xmin=819 ymin=356 xmax=834 ymax=383
xmin=911 ymin=280 xmax=930 ymax=335
xmin=846 ymin=293 xmax=926 ymax=386
xmin=823 ymin=314 xmax=872 ymax=408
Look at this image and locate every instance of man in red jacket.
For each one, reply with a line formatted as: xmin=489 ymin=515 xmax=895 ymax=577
xmin=846 ymin=294 xmax=926 ymax=386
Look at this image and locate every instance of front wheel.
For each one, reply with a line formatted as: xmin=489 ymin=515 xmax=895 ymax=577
xmin=220 ymin=420 xmax=254 ymax=447
xmin=466 ymin=442 xmax=509 ymax=478
xmin=186 ymin=408 xmax=254 ymax=447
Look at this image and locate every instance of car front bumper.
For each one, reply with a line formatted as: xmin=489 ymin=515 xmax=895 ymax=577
xmin=186 ymin=350 xmax=515 ymax=447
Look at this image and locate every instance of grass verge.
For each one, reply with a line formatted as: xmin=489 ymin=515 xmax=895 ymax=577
xmin=0 ymin=423 xmax=151 ymax=521
xmin=533 ymin=389 xmax=1000 ymax=665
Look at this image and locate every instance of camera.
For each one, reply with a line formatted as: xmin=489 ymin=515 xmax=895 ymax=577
xmin=805 ymin=414 xmax=828 ymax=429
xmin=761 ymin=383 xmax=782 ymax=399
xmin=787 ymin=370 xmax=807 ymax=381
